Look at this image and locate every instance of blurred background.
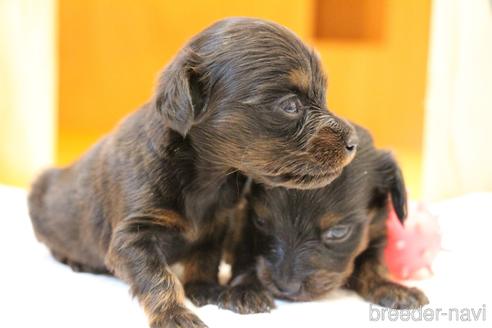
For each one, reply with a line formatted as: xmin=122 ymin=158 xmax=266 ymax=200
xmin=1 ymin=0 xmax=491 ymax=200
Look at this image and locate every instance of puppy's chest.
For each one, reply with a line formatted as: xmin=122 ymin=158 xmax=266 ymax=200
xmin=182 ymin=175 xmax=246 ymax=242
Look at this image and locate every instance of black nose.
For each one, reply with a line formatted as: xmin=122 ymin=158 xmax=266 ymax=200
xmin=274 ymin=280 xmax=302 ymax=296
xmin=344 ymin=133 xmax=359 ymax=153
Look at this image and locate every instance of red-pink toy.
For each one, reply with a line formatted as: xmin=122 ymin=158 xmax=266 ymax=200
xmin=384 ymin=201 xmax=441 ymax=280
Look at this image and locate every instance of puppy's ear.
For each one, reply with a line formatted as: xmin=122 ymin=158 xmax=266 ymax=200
xmin=380 ymin=152 xmax=408 ymax=223
xmin=153 ymin=49 xmax=205 ymax=136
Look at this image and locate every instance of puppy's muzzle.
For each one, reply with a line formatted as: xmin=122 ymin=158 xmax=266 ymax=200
xmin=308 ymin=116 xmax=359 ymax=169
xmin=344 ymin=132 xmax=359 ymax=154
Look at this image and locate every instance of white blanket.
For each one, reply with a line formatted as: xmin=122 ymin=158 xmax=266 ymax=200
xmin=1 ymin=185 xmax=490 ymax=327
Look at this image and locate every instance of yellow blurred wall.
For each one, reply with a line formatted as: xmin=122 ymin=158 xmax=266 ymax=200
xmin=57 ymin=0 xmax=314 ymax=163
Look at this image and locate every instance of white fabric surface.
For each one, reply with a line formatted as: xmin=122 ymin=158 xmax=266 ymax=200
xmin=1 ymin=185 xmax=491 ymax=327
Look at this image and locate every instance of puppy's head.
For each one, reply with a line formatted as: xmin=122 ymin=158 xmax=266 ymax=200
xmin=248 ymin=187 xmax=370 ymax=301
xmin=153 ymin=18 xmax=357 ymax=189
xmin=247 ymin=131 xmax=407 ymax=301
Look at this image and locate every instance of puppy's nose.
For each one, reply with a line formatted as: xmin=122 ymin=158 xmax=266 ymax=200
xmin=274 ymin=280 xmax=301 ymax=296
xmin=344 ymin=133 xmax=359 ymax=153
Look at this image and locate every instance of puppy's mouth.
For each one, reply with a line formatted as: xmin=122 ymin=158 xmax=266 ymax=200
xmin=260 ymin=167 xmax=344 ymax=189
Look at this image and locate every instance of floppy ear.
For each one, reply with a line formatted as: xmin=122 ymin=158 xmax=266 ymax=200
xmin=153 ymin=49 xmax=205 ymax=136
xmin=380 ymin=152 xmax=408 ymax=223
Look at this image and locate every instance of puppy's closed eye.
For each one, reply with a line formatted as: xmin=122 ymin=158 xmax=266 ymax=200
xmin=322 ymin=224 xmax=353 ymax=243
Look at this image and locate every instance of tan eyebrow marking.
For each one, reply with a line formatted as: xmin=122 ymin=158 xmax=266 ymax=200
xmin=288 ymin=69 xmax=311 ymax=92
xmin=253 ymin=203 xmax=270 ymax=219
xmin=319 ymin=213 xmax=343 ymax=230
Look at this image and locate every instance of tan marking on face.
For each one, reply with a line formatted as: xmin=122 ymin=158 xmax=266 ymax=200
xmin=308 ymin=126 xmax=347 ymax=168
xmin=367 ymin=208 xmax=378 ymax=222
xmin=353 ymin=223 xmax=370 ymax=257
xmin=319 ymin=213 xmax=343 ymax=230
xmin=340 ymin=223 xmax=371 ymax=285
xmin=367 ymin=208 xmax=388 ymax=242
xmin=289 ymin=69 xmax=311 ymax=92
xmin=253 ymin=203 xmax=270 ymax=220
xmin=299 ymin=270 xmax=345 ymax=301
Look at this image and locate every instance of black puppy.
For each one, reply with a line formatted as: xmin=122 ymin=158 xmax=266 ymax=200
xmin=219 ymin=124 xmax=429 ymax=314
xmin=28 ymin=18 xmax=357 ymax=327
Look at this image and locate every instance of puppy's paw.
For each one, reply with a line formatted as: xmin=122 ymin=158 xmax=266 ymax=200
xmin=151 ymin=307 xmax=208 ymax=328
xmin=185 ymin=282 xmax=226 ymax=307
xmin=371 ymin=283 xmax=429 ymax=309
xmin=217 ymin=284 xmax=275 ymax=314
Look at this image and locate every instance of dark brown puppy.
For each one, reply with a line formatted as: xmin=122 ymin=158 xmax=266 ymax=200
xmin=219 ymin=124 xmax=429 ymax=314
xmin=28 ymin=18 xmax=357 ymax=328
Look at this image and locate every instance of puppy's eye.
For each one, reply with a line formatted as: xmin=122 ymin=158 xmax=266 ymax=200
xmin=280 ymin=96 xmax=303 ymax=116
xmin=322 ymin=224 xmax=352 ymax=243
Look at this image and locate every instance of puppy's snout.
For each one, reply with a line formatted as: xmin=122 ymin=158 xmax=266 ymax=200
xmin=274 ymin=278 xmax=302 ymax=296
xmin=344 ymin=132 xmax=359 ymax=154
xmin=271 ymin=255 xmax=302 ymax=296
xmin=308 ymin=115 xmax=358 ymax=168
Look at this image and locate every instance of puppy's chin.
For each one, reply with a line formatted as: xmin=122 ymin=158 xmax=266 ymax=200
xmin=254 ymin=167 xmax=344 ymax=190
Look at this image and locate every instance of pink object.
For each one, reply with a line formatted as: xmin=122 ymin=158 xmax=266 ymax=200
xmin=384 ymin=202 xmax=441 ymax=280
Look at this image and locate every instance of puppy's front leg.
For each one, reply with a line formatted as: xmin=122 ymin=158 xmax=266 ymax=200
xmin=347 ymin=244 xmax=429 ymax=309
xmin=182 ymin=241 xmax=226 ymax=307
xmin=217 ymin=214 xmax=275 ymax=314
xmin=217 ymin=270 xmax=275 ymax=314
xmin=106 ymin=213 xmax=206 ymax=328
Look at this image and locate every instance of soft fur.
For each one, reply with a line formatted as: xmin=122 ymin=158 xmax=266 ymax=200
xmin=28 ymin=18 xmax=357 ymax=328
xmin=215 ymin=124 xmax=429 ymax=314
